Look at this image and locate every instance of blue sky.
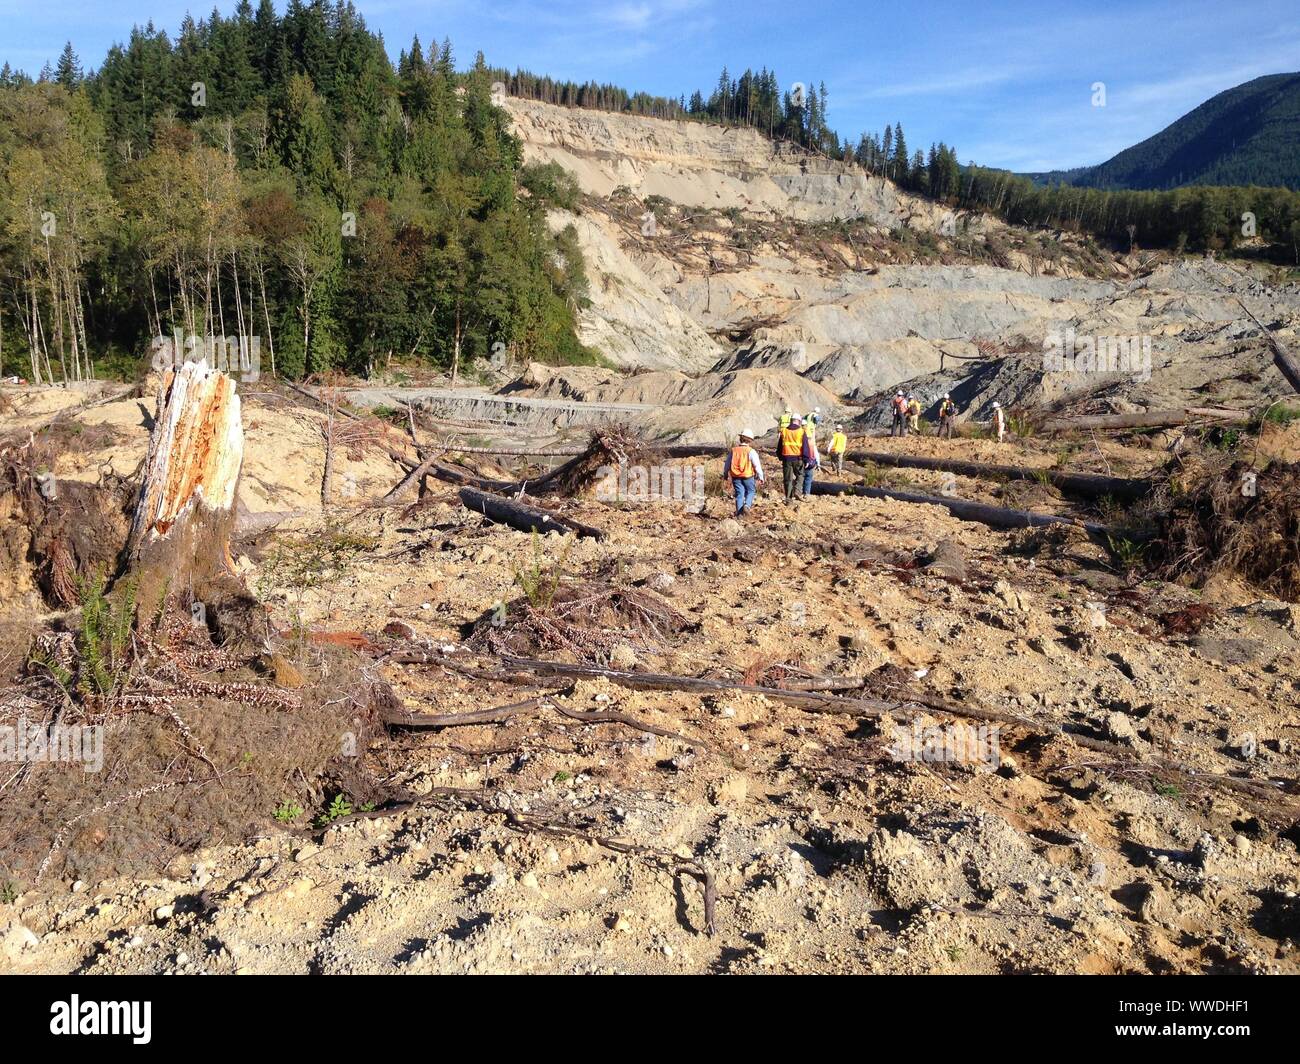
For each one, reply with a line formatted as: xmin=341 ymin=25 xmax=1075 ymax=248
xmin=1 ymin=0 xmax=1296 ymax=170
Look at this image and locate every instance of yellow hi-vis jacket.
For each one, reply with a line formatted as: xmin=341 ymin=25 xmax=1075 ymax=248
xmin=829 ymin=431 xmax=847 ymax=454
xmin=779 ymin=426 xmax=805 ymax=457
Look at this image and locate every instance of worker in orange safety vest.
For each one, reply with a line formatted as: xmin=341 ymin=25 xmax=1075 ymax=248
xmin=779 ymin=416 xmax=807 ymax=504
xmin=723 ymin=429 xmax=765 ymax=516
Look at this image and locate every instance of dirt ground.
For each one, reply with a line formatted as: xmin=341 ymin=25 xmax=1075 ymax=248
xmin=1 ymin=385 xmax=1297 ymax=975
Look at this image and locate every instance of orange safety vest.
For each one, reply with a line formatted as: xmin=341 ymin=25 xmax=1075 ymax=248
xmin=892 ymin=396 xmax=907 ymax=414
xmin=729 ymin=445 xmax=756 ymax=479
xmin=779 ymin=426 xmax=805 ymax=457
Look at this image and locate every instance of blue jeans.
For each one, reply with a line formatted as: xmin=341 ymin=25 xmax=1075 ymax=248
xmin=802 ymin=463 xmax=816 ymax=495
xmin=731 ymin=477 xmax=756 ymax=514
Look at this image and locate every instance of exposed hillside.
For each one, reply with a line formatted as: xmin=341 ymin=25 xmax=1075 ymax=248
xmin=1026 ymin=73 xmax=1300 ymax=190
xmin=498 ymin=96 xmax=1300 ymax=440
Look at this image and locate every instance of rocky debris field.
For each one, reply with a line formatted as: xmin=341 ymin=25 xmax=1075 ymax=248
xmin=3 ymin=399 xmax=1298 ymax=974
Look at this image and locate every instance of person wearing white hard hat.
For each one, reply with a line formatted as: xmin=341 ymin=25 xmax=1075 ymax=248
xmin=991 ymin=401 xmax=1006 ymax=442
xmin=724 ymin=429 xmax=765 ymax=516
xmin=890 ymin=391 xmax=907 ymax=437
xmin=828 ymin=423 xmax=848 ymax=474
xmin=937 ymin=392 xmax=957 ymax=439
xmin=905 ymin=393 xmax=922 ymax=435
xmin=803 ymin=407 xmax=822 ymax=444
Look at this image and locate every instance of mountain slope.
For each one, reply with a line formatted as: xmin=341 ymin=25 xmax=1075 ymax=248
xmin=1028 ymin=72 xmax=1300 ymax=190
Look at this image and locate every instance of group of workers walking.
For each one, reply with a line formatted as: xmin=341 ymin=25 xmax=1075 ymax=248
xmin=722 ymin=392 xmax=1008 ymax=517
xmin=722 ymin=407 xmax=842 ymax=515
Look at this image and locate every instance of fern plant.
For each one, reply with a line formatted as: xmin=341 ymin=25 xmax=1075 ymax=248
xmin=74 ymin=569 xmax=138 ymax=697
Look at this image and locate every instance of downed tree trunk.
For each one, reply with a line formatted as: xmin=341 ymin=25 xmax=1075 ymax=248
xmin=1040 ymin=407 xmax=1244 ymax=432
xmin=839 ymin=450 xmax=1149 ymax=501
xmin=283 ymin=380 xmax=511 ymax=495
xmin=809 ymin=478 xmax=1132 ymax=537
xmin=1238 ymin=298 xmax=1300 ymax=395
xmin=128 ymin=361 xmax=271 ymax=654
xmin=459 ymin=486 xmax=606 ymax=540
xmin=399 ymin=652 xmax=1290 ymax=804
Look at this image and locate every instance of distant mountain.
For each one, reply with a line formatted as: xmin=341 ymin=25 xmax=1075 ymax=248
xmin=1023 ymin=72 xmax=1300 ymax=191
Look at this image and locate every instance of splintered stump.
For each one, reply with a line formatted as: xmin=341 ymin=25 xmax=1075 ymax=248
xmin=128 ymin=361 xmax=270 ymax=654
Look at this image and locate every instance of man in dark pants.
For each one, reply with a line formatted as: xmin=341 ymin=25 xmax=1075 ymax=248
xmin=779 ymin=416 xmax=806 ymax=504
xmin=890 ymin=391 xmax=907 ymax=436
xmin=937 ymin=393 xmax=957 ymax=438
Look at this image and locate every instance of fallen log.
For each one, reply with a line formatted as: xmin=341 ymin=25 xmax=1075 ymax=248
xmin=284 ymin=380 xmax=512 ymax=493
xmin=458 ymin=486 xmax=606 ymax=540
xmin=463 ymin=655 xmax=1292 ymax=803
xmin=381 ymin=690 xmax=703 ymax=746
xmin=1238 ymin=298 xmax=1300 ymax=395
xmin=809 ymin=478 xmax=1133 ymax=537
xmin=840 ymin=450 xmax=1149 ymax=501
xmin=383 ymin=647 xmax=1294 ymax=806
xmin=1041 ymin=407 xmax=1244 ymax=432
xmin=383 ymin=453 xmax=440 ymax=502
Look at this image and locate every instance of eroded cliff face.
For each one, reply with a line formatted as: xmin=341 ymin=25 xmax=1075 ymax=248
xmin=506 ymin=97 xmax=924 ymax=226
xmin=503 ymin=98 xmax=1300 ymax=439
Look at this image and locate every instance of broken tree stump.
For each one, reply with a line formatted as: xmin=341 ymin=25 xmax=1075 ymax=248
xmin=128 ymin=360 xmax=270 ymax=654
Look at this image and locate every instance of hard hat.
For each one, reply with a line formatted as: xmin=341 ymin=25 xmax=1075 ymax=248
xmin=740 ymin=428 xmax=754 ymax=439
xmin=944 ymin=393 xmax=951 ymax=399
xmin=896 ymin=391 xmax=903 ymax=396
xmin=992 ymin=401 xmax=1002 ymax=408
xmin=790 ymin=416 xmax=802 ymax=426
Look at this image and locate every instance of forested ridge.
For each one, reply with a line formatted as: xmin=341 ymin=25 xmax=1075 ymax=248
xmin=2 ymin=2 xmax=1298 ymax=386
xmin=1025 ymin=73 xmax=1300 ymax=192
xmin=0 ymin=0 xmax=595 ymax=384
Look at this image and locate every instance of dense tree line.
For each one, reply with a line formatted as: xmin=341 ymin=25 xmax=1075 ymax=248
xmin=956 ymin=167 xmax=1300 ymax=259
xmin=0 ymin=1 xmax=594 ymax=384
